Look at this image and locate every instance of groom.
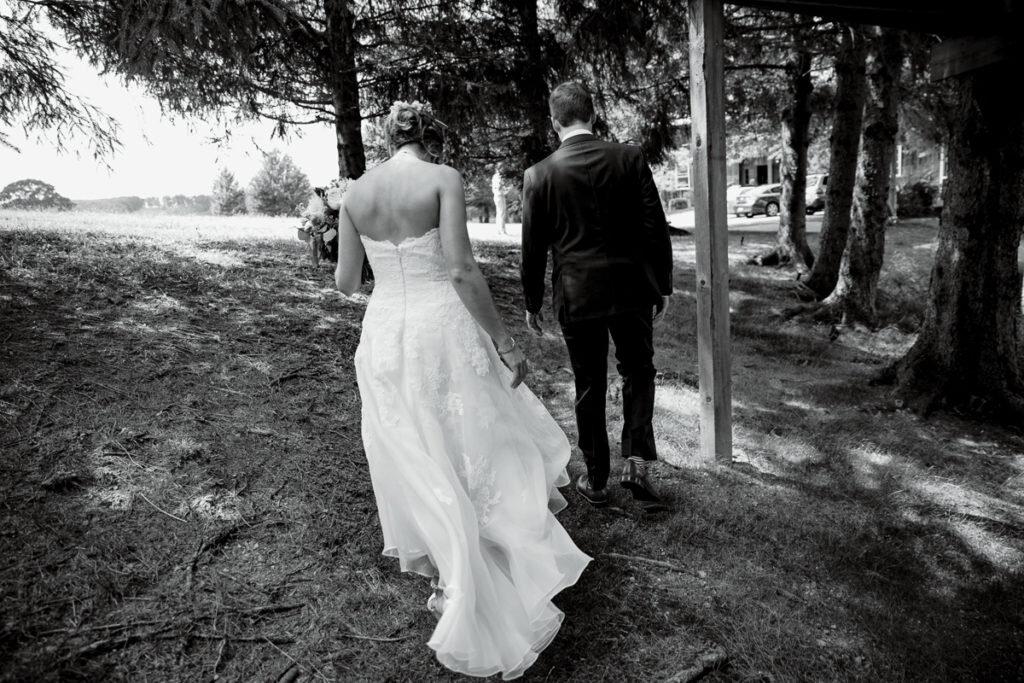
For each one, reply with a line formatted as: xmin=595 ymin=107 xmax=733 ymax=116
xmin=521 ymin=81 xmax=673 ymax=512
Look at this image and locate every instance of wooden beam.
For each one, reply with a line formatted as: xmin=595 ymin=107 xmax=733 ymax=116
xmin=727 ymin=0 xmax=1007 ymax=36
xmin=930 ymin=34 xmax=1015 ymax=81
xmin=689 ymin=0 xmax=733 ymax=463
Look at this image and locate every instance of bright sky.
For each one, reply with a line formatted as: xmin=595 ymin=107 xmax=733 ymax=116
xmin=0 ymin=48 xmax=339 ymax=200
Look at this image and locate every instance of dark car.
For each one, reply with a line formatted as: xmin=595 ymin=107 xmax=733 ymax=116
xmin=733 ymin=183 xmax=781 ymax=218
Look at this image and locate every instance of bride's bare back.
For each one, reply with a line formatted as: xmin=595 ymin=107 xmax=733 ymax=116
xmin=332 ymin=136 xmax=525 ymax=389
xmin=335 ymin=145 xmax=471 ymax=298
xmin=343 ymin=153 xmax=449 ymax=245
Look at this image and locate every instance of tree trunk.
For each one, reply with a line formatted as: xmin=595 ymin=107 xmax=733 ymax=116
xmin=890 ymin=60 xmax=1024 ymax=419
xmin=322 ymin=0 xmax=368 ymax=274
xmin=750 ymin=36 xmax=814 ymax=273
xmin=516 ymin=0 xmax=552 ymax=169
xmin=822 ymin=27 xmax=902 ymax=326
xmin=803 ymin=25 xmax=868 ymax=298
xmin=325 ymin=0 xmax=366 ymax=180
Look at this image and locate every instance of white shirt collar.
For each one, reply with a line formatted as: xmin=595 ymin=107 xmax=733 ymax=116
xmin=561 ymin=128 xmax=592 ymax=141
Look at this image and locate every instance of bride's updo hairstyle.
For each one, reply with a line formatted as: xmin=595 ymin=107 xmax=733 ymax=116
xmin=384 ymin=100 xmax=445 ymax=161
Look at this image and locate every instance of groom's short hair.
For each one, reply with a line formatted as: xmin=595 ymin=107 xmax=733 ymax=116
xmin=549 ymin=82 xmax=594 ymax=127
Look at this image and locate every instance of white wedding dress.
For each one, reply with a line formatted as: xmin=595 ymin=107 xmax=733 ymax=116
xmin=354 ymin=227 xmax=591 ymax=680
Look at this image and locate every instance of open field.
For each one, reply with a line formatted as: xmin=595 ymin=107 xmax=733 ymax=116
xmin=2 ymin=209 xmax=1022 ymax=682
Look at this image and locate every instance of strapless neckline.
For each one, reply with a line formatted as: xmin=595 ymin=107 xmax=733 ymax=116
xmin=360 ymin=226 xmax=439 ymax=248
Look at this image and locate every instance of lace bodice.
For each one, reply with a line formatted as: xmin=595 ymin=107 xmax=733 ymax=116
xmin=359 ymin=227 xmax=490 ymax=373
xmin=360 ymin=227 xmax=449 ymax=293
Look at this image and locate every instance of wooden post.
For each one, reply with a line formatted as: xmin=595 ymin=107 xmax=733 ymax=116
xmin=689 ymin=0 xmax=733 ymax=463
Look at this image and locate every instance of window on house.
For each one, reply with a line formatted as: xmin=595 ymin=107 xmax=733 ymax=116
xmin=675 ymin=165 xmax=690 ymax=189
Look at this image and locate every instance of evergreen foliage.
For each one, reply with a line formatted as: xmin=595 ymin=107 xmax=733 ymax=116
xmin=50 ymin=1 xmax=698 ymax=184
xmin=558 ymin=0 xmax=690 ymax=163
xmin=246 ymin=151 xmax=310 ymax=216
xmin=0 ymin=1 xmax=119 ymax=158
xmin=53 ymin=0 xmax=369 ymax=177
xmin=210 ymin=169 xmax=247 ymax=215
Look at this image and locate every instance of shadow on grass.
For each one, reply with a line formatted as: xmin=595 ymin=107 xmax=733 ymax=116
xmin=2 ymin=226 xmax=1022 ymax=682
xmin=446 ymin=236 xmax=1024 ymax=681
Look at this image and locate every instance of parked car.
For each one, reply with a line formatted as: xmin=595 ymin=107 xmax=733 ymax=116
xmin=806 ymin=173 xmax=828 ymax=214
xmin=734 ymin=183 xmax=781 ymax=218
xmin=725 ymin=184 xmax=753 ymax=214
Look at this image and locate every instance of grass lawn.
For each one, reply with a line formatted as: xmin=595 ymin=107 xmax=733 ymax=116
xmin=1 ymin=210 xmax=1022 ymax=682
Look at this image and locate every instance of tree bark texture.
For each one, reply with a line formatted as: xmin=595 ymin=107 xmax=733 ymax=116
xmin=778 ymin=42 xmax=814 ymax=273
xmin=804 ymin=25 xmax=867 ymax=299
xmin=750 ymin=34 xmax=814 ymax=272
xmin=893 ymin=60 xmax=1024 ymax=417
xmin=823 ymin=27 xmax=902 ymax=325
xmin=515 ymin=0 xmax=552 ymax=169
xmin=325 ymin=0 xmax=366 ymax=179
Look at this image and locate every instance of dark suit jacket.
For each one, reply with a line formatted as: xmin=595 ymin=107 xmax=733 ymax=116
xmin=521 ymin=133 xmax=673 ymax=325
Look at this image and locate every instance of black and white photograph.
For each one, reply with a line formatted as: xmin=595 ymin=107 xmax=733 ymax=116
xmin=2 ymin=1 xmax=1023 ymax=681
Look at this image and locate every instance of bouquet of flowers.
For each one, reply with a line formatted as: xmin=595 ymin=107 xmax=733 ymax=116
xmin=294 ymin=178 xmax=373 ymax=282
xmin=296 ymin=177 xmax=349 ymax=267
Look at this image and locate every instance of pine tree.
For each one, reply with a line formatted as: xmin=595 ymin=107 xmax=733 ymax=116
xmin=247 ymin=151 xmax=311 ymax=217
xmin=55 ymin=0 xmax=371 ymax=179
xmin=55 ymin=1 xmax=694 ymax=184
xmin=210 ymin=169 xmax=246 ymax=215
xmin=1 ymin=3 xmax=118 ymax=158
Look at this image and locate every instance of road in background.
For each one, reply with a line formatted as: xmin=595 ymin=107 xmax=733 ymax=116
xmin=468 ymin=208 xmax=822 ymax=241
xmin=665 ymin=207 xmax=823 ymax=234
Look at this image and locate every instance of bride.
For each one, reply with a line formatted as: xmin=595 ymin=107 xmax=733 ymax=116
xmin=333 ymin=101 xmax=591 ymax=679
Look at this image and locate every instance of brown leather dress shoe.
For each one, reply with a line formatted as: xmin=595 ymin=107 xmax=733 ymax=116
xmin=620 ymin=460 xmax=668 ymax=512
xmin=574 ymin=474 xmax=608 ymax=508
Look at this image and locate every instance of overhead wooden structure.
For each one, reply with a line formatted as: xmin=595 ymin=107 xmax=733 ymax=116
xmin=687 ymin=0 xmax=1021 ymax=464
xmin=732 ymin=1 xmax=1021 ymax=36
xmin=733 ymin=1 xmax=1023 ymax=79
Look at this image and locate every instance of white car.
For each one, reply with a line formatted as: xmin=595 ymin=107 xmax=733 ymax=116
xmin=806 ymin=173 xmax=828 ymax=214
xmin=733 ymin=183 xmax=781 ymax=218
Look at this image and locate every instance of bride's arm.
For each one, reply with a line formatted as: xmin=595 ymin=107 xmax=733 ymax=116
xmin=335 ymin=204 xmax=366 ymax=296
xmin=438 ymin=167 xmax=528 ymax=388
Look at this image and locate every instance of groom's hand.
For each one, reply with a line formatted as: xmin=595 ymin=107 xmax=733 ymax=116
xmin=653 ymin=295 xmax=670 ymax=324
xmin=526 ymin=310 xmax=544 ymax=335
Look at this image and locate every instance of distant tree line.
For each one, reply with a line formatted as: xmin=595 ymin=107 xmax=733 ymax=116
xmin=72 ymin=195 xmax=212 ymax=213
xmin=0 ymin=149 xmax=310 ymax=216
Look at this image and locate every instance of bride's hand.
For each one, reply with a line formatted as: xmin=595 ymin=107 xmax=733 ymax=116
xmin=496 ymin=337 xmax=528 ymax=389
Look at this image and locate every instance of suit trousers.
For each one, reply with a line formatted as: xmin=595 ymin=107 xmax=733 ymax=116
xmin=560 ymin=308 xmax=658 ymax=490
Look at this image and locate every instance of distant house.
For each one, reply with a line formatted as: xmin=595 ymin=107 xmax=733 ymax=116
xmin=724 ymin=139 xmax=944 ymax=214
xmin=654 ymin=149 xmax=693 ymax=212
xmin=727 ymin=156 xmax=782 ymax=187
xmin=656 ymin=152 xmax=786 ymax=211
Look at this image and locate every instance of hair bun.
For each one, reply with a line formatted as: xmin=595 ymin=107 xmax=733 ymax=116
xmin=384 ymin=100 xmax=445 ymax=159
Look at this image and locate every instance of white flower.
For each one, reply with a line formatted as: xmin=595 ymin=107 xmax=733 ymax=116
xmin=325 ymin=186 xmax=344 ymax=210
xmin=390 ymin=99 xmax=432 ymax=117
xmin=304 ymin=193 xmax=326 ymax=217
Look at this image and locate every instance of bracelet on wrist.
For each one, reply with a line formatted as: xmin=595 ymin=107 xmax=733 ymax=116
xmin=496 ymin=336 xmax=517 ymax=355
